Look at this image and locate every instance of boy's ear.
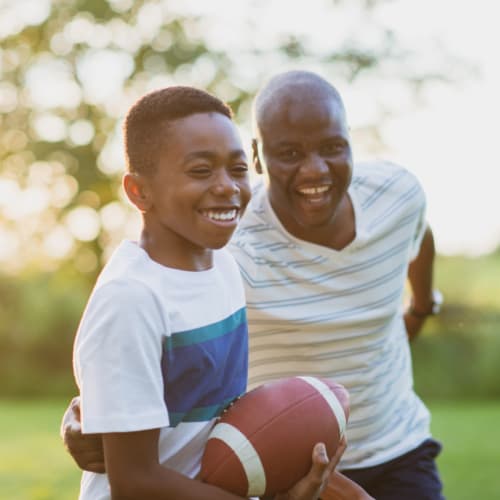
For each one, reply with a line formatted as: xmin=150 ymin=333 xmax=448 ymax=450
xmin=123 ymin=173 xmax=152 ymax=212
xmin=252 ymin=138 xmax=263 ymax=175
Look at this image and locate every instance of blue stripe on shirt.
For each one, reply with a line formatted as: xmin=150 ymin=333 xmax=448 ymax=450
xmin=161 ymin=308 xmax=248 ymax=427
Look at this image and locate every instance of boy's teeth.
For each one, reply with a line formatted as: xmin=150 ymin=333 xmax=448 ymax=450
xmin=299 ymin=186 xmax=329 ymax=195
xmin=205 ymin=209 xmax=237 ymax=221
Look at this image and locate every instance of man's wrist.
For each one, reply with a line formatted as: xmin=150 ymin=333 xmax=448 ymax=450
xmin=408 ymin=289 xmax=443 ymax=318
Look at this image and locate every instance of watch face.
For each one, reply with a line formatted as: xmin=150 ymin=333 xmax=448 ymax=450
xmin=432 ymin=290 xmax=443 ymax=314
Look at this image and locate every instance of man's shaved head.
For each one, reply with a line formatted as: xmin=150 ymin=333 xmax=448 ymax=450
xmin=253 ymin=70 xmax=345 ymax=135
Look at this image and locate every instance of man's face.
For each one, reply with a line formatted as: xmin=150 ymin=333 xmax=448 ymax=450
xmin=256 ymin=93 xmax=353 ymax=234
xmin=145 ymin=112 xmax=251 ymax=253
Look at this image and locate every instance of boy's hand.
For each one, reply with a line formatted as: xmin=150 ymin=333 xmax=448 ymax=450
xmin=61 ymin=396 xmax=105 ymax=473
xmin=319 ymin=470 xmax=374 ymax=500
xmin=274 ymin=438 xmax=346 ymax=500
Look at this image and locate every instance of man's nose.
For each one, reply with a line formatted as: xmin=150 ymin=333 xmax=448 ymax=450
xmin=300 ymin=153 xmax=329 ymax=176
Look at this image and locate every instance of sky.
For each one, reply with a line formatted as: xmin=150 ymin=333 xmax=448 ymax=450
xmin=1 ymin=0 xmax=499 ymax=257
xmin=171 ymin=0 xmax=500 ymax=256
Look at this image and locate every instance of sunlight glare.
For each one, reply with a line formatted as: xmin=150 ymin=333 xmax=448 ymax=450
xmin=64 ymin=206 xmax=101 ymax=242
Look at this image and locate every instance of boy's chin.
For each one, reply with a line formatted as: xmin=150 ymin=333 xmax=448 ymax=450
xmin=207 ymin=240 xmax=231 ymax=250
xmin=202 ymin=230 xmax=236 ymax=250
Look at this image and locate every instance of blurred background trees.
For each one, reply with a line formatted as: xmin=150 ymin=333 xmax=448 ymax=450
xmin=0 ymin=0 xmax=498 ymax=398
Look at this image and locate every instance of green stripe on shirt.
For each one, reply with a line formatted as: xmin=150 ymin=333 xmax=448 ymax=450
xmin=164 ymin=307 xmax=247 ymax=350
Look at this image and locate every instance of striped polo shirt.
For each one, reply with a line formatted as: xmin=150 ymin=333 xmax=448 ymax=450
xmin=229 ymin=161 xmax=431 ymax=469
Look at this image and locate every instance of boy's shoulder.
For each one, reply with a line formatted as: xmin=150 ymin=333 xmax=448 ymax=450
xmin=84 ymin=241 xmax=158 ymax=317
xmin=95 ymin=240 xmax=150 ymax=289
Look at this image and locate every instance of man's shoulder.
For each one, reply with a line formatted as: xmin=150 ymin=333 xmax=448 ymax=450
xmin=234 ymin=180 xmax=272 ymax=230
xmin=353 ymin=159 xmax=412 ymax=180
xmin=352 ymin=160 xmax=423 ymax=197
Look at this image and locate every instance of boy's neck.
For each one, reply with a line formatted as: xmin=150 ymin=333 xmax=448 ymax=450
xmin=139 ymin=230 xmax=214 ymax=272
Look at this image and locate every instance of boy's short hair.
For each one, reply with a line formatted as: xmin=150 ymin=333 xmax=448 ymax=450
xmin=124 ymin=86 xmax=233 ymax=176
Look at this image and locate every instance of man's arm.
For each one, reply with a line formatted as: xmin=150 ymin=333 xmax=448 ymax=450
xmin=405 ymin=225 xmax=437 ymax=341
xmin=61 ymin=397 xmax=105 ymax=473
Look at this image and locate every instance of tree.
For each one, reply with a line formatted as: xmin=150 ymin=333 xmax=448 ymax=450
xmin=0 ymin=0 xmax=467 ymax=396
xmin=0 ymin=0 xmax=463 ymax=276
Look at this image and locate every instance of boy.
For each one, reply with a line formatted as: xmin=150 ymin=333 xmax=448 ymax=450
xmin=72 ymin=85 xmax=340 ymax=500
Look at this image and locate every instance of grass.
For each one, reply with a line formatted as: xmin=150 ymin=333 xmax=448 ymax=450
xmin=431 ymin=401 xmax=500 ymax=500
xmin=0 ymin=399 xmax=499 ymax=499
xmin=435 ymin=253 xmax=500 ymax=309
xmin=0 ymin=400 xmax=80 ymax=500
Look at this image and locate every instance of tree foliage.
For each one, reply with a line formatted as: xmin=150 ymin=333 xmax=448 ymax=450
xmin=0 ymin=0 xmax=465 ymax=396
xmin=1 ymin=0 xmax=459 ymax=275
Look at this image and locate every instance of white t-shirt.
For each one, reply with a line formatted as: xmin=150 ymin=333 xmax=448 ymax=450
xmin=73 ymin=241 xmax=248 ymax=499
xmin=229 ymin=161 xmax=430 ymax=469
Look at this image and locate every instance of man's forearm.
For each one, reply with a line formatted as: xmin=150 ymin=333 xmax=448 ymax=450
xmin=407 ymin=225 xmax=435 ymax=311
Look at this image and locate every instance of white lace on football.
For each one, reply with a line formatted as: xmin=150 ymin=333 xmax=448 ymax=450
xmin=208 ymin=422 xmax=267 ymax=497
xmin=297 ymin=376 xmax=347 ymax=438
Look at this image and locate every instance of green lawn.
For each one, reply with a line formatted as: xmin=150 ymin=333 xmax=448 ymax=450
xmin=431 ymin=401 xmax=500 ymax=500
xmin=0 ymin=400 xmax=80 ymax=500
xmin=1 ymin=400 xmax=499 ymax=499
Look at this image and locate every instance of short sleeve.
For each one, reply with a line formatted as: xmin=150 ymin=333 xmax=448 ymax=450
xmin=73 ymin=280 xmax=169 ymax=434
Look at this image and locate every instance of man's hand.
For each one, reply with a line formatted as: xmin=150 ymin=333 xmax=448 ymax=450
xmin=404 ymin=311 xmax=427 ymax=342
xmin=274 ymin=438 xmax=347 ymax=500
xmin=60 ymin=396 xmax=105 ymax=473
xmin=319 ymin=470 xmax=374 ymax=500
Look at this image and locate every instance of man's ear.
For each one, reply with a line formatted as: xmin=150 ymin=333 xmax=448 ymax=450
xmin=123 ymin=173 xmax=151 ymax=213
xmin=252 ymin=138 xmax=263 ymax=175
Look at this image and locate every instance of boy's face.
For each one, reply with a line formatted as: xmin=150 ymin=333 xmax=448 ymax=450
xmin=142 ymin=112 xmax=251 ymax=254
xmin=256 ymin=91 xmax=353 ymax=234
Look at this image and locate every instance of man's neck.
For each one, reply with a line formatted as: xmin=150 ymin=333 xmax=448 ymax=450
xmin=273 ymin=194 xmax=356 ymax=251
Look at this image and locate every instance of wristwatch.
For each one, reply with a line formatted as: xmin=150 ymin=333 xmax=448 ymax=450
xmin=408 ymin=289 xmax=443 ymax=318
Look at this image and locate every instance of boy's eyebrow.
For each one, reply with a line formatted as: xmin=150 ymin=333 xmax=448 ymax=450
xmin=184 ymin=149 xmax=247 ymax=162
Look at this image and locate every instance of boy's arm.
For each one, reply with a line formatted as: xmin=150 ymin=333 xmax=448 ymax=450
xmin=104 ymin=429 xmax=340 ymax=500
xmin=63 ymin=397 xmax=345 ymax=499
xmin=103 ymin=428 xmax=244 ymax=499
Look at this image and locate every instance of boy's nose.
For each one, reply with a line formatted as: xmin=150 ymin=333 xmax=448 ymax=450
xmin=211 ymin=170 xmax=240 ymax=196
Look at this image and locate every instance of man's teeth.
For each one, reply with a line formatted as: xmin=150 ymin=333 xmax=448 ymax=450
xmin=299 ymin=186 xmax=330 ymax=195
xmin=204 ymin=209 xmax=237 ymax=221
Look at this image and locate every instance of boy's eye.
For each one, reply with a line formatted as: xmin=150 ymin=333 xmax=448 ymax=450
xmin=188 ymin=165 xmax=212 ymax=176
xmin=230 ymin=163 xmax=249 ymax=174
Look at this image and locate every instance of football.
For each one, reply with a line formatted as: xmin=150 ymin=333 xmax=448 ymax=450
xmin=200 ymin=376 xmax=349 ymax=498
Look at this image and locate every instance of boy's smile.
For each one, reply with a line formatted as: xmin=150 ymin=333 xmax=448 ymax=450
xmin=137 ymin=112 xmax=251 ymax=270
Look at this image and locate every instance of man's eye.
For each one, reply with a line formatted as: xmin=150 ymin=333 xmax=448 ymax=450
xmin=279 ymin=150 xmax=301 ymax=161
xmin=321 ymin=143 xmax=345 ymax=156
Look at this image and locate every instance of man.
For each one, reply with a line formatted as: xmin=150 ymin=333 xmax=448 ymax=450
xmin=64 ymin=71 xmax=443 ymax=499
xmin=230 ymin=70 xmax=443 ymax=499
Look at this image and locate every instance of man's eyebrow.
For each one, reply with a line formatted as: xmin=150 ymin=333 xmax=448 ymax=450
xmin=274 ymin=135 xmax=347 ymax=147
xmin=273 ymin=140 xmax=300 ymax=148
